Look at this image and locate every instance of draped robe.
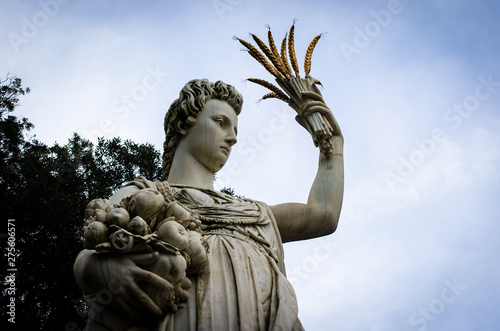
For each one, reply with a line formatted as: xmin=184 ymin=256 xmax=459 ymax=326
xmin=127 ymin=178 xmax=304 ymax=331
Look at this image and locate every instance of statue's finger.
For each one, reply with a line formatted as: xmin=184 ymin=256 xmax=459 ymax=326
xmin=128 ymin=252 xmax=160 ymax=266
xmin=302 ymin=101 xmax=328 ymax=115
xmin=303 ymin=105 xmax=330 ymax=117
xmin=301 ymin=91 xmax=324 ymax=102
xmin=295 ymin=115 xmax=315 ymax=138
xmin=134 ymin=268 xmax=174 ymax=291
xmin=125 ymin=280 xmax=164 ymax=315
xmin=303 ymin=106 xmax=340 ymax=134
xmin=295 ymin=115 xmax=307 ymax=129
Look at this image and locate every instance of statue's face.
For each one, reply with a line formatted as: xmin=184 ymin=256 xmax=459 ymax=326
xmin=181 ymin=99 xmax=238 ymax=173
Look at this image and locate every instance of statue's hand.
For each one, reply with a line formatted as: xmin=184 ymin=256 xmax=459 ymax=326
xmin=293 ymin=77 xmax=343 ymax=139
xmin=79 ymin=251 xmax=174 ymax=319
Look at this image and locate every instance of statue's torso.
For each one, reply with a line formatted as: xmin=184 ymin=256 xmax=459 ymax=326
xmin=157 ymin=184 xmax=301 ymax=331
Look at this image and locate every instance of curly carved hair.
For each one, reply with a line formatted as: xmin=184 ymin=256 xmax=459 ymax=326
xmin=162 ymin=79 xmax=243 ymax=180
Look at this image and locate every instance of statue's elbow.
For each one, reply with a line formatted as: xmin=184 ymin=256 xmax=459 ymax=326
xmin=313 ymin=201 xmax=342 ymax=237
xmin=323 ymin=219 xmax=338 ymax=236
xmin=321 ymin=211 xmax=339 ymax=236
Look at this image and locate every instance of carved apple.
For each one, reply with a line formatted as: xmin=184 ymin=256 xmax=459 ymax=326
xmin=127 ymin=188 xmax=165 ymax=225
xmin=107 ymin=207 xmax=130 ymax=228
xmin=157 ymin=221 xmax=189 ymax=251
xmin=166 ymin=201 xmax=191 ymax=220
xmin=84 ymin=221 xmax=108 ymax=248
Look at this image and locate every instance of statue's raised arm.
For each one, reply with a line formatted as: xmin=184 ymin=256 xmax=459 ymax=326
xmin=235 ymin=25 xmax=344 ymax=243
xmin=270 ymin=76 xmax=344 ymax=242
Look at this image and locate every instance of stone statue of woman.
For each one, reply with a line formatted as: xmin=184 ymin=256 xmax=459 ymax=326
xmin=73 ymin=78 xmax=344 ymax=330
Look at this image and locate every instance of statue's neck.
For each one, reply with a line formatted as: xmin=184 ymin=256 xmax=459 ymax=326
xmin=167 ymin=152 xmax=214 ymax=191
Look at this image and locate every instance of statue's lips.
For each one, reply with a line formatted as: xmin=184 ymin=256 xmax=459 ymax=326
xmin=220 ymin=146 xmax=230 ymax=155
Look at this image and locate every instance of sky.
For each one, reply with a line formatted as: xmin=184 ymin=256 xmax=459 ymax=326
xmin=2 ymin=0 xmax=500 ymax=330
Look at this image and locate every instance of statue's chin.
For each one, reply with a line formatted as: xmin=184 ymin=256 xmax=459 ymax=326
xmin=207 ymin=159 xmax=227 ymax=174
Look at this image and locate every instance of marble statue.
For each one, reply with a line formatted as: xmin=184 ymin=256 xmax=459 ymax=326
xmin=73 ymin=77 xmax=344 ymax=330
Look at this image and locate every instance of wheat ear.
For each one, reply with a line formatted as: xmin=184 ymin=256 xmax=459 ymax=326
xmin=288 ymin=21 xmax=300 ymax=77
xmin=280 ymin=34 xmax=293 ymax=77
xmin=247 ymin=78 xmax=288 ymax=100
xmin=261 ymin=92 xmax=290 ymax=102
xmin=304 ymin=34 xmax=322 ymax=76
xmin=234 ymin=36 xmax=280 ymax=78
xmin=267 ymin=26 xmax=281 ymax=62
xmin=267 ymin=26 xmax=288 ymax=78
xmin=250 ymin=33 xmax=287 ymax=78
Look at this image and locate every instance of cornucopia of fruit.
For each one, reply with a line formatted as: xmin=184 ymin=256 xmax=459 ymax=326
xmin=81 ymin=188 xmax=208 ymax=313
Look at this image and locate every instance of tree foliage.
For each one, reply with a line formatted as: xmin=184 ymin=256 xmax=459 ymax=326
xmin=0 ymin=75 xmax=30 ymax=115
xmin=220 ymin=186 xmax=244 ymax=199
xmin=0 ymin=76 xmax=162 ymax=329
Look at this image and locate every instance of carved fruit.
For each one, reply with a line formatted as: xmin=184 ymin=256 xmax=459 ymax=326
xmin=166 ymin=202 xmax=191 ymax=220
xmin=184 ymin=231 xmax=208 ymax=275
xmin=188 ymin=218 xmax=201 ymax=231
xmin=107 ymin=207 xmax=130 ymax=228
xmin=128 ymin=188 xmax=165 ymax=225
xmin=94 ymin=209 xmax=108 ymax=223
xmin=127 ymin=216 xmax=150 ymax=235
xmin=157 ymin=221 xmax=189 ymax=251
xmin=84 ymin=221 xmax=108 ymax=248
xmin=109 ymin=229 xmax=134 ymax=253
xmin=85 ymin=199 xmax=114 ymax=218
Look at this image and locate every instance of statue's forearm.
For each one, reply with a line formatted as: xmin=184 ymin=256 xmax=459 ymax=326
xmin=306 ymin=137 xmax=344 ymax=235
xmin=272 ymin=137 xmax=343 ymax=242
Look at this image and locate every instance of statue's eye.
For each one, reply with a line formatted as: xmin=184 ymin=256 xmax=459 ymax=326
xmin=214 ymin=117 xmax=224 ymax=127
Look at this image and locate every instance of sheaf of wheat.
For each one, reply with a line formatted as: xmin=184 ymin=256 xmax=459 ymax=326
xmin=234 ymin=22 xmax=323 ymax=102
xmin=235 ymin=22 xmax=335 ymax=156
